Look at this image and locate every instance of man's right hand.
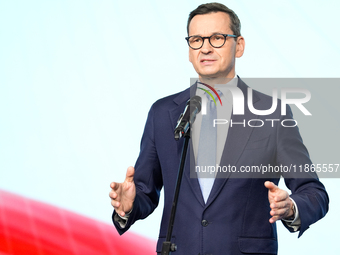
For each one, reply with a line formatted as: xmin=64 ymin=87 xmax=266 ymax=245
xmin=109 ymin=166 xmax=136 ymax=217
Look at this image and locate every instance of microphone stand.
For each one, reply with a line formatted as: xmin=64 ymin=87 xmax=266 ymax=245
xmin=161 ymin=131 xmax=190 ymax=255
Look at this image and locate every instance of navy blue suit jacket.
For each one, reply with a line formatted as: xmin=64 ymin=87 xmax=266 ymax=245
xmin=113 ymin=78 xmax=328 ymax=255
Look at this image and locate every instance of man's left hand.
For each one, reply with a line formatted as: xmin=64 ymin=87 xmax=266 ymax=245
xmin=264 ymin=181 xmax=294 ymax=223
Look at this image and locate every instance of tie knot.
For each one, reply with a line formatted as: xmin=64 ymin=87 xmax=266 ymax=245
xmin=205 ymin=90 xmax=222 ymax=102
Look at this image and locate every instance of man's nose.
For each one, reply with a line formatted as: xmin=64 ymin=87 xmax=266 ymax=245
xmin=200 ymin=38 xmax=213 ymax=54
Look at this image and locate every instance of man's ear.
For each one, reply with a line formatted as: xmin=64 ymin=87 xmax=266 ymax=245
xmin=235 ymin=36 xmax=245 ymax=58
xmin=189 ymin=49 xmax=193 ymax=63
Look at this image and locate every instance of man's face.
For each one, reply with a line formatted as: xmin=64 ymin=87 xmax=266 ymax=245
xmin=188 ymin=12 xmax=245 ymax=82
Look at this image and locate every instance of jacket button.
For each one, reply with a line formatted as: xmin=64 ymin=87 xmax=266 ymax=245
xmin=201 ymin=219 xmax=209 ymax=227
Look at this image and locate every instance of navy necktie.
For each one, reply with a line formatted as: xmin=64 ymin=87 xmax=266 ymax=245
xmin=197 ymin=90 xmax=221 ymax=203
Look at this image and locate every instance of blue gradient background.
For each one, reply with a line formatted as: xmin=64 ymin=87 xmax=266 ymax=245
xmin=0 ymin=0 xmax=339 ymax=254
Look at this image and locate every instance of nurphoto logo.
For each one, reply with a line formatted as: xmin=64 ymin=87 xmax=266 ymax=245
xmin=199 ymin=83 xmax=311 ymax=116
xmin=197 ymin=81 xmax=312 ymax=128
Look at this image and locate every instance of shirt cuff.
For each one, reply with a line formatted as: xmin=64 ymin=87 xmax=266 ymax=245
xmin=113 ymin=209 xmax=133 ymax=228
xmin=282 ymin=197 xmax=301 ymax=231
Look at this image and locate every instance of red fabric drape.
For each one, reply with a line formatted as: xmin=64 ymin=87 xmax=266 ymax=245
xmin=0 ymin=190 xmax=155 ymax=255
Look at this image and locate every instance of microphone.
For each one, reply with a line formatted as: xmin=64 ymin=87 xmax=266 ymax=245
xmin=174 ymin=96 xmax=201 ymax=140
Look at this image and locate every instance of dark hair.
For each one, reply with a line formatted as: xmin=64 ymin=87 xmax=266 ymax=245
xmin=187 ymin=2 xmax=241 ymax=38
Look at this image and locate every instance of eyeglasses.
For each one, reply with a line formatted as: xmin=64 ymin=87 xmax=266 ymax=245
xmin=185 ymin=33 xmax=237 ymax=50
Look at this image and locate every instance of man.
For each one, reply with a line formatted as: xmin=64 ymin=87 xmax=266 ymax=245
xmin=109 ymin=3 xmax=328 ymax=254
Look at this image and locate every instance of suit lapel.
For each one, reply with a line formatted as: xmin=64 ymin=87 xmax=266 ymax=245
xmin=186 ymin=140 xmax=206 ymax=206
xmin=169 ymin=83 xmax=206 ymax=206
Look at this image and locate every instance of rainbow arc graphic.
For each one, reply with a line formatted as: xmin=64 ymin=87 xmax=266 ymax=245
xmin=197 ymin=82 xmax=223 ymax=106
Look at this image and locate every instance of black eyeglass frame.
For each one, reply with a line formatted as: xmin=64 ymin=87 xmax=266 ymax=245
xmin=185 ymin=33 xmax=238 ymax=50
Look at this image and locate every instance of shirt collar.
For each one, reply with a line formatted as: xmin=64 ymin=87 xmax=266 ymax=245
xmin=196 ymin=74 xmax=238 ymax=97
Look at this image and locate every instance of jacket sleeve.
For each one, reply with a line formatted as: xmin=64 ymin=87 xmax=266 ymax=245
xmin=113 ymin=104 xmax=163 ymax=235
xmin=277 ymin=105 xmax=329 ymax=237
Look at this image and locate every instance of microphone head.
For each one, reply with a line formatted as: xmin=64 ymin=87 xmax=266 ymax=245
xmin=174 ymin=96 xmax=202 ymax=140
xmin=189 ymin=95 xmax=201 ymax=113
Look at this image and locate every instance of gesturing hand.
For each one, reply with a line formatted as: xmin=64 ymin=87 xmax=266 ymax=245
xmin=109 ymin=166 xmax=136 ymax=217
xmin=264 ymin=181 xmax=294 ymax=223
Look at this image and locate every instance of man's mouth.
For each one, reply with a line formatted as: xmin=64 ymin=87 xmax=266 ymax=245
xmin=200 ymin=59 xmax=216 ymax=64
